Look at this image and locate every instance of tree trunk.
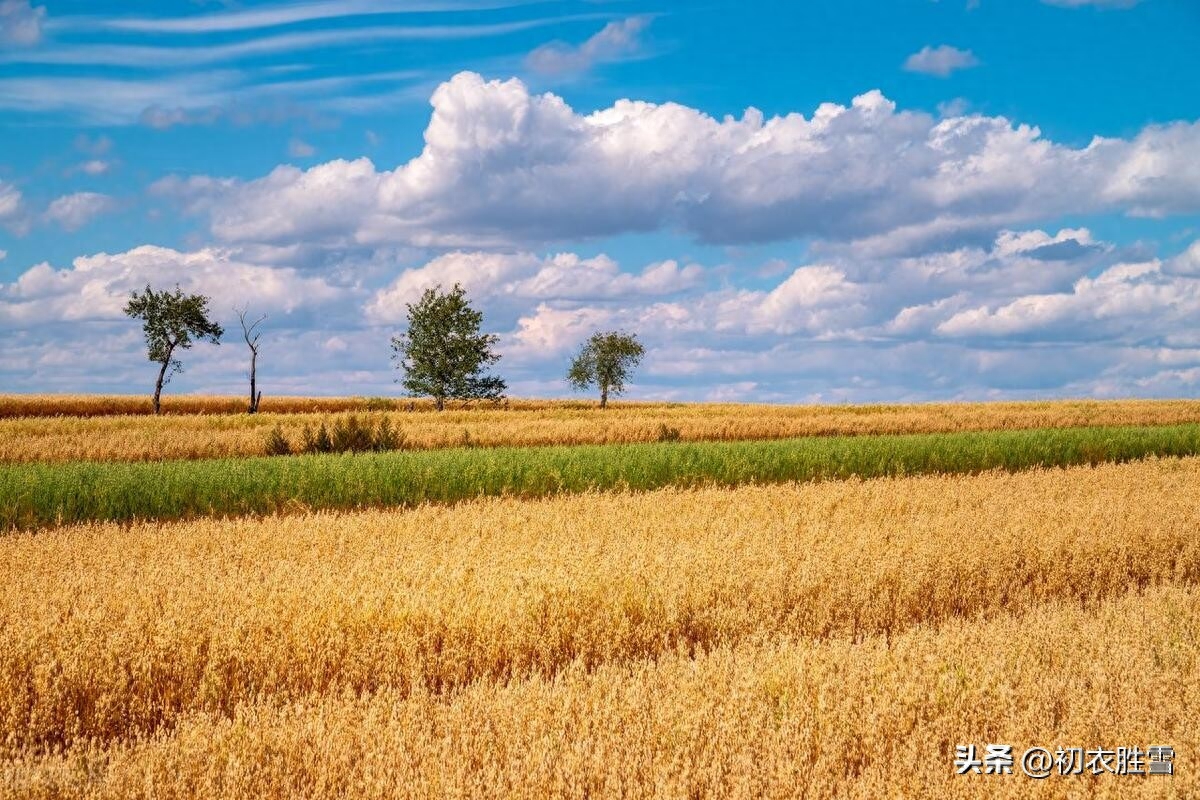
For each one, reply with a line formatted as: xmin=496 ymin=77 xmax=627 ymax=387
xmin=600 ymin=384 xmax=609 ymax=409
xmin=248 ymin=349 xmax=258 ymax=413
xmin=152 ymin=359 xmax=169 ymax=416
xmin=435 ymin=395 xmax=445 ymax=412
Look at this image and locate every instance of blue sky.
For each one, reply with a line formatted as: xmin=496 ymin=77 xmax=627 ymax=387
xmin=2 ymin=0 xmax=1200 ymax=401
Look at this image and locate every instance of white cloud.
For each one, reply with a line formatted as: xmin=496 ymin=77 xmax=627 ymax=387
xmin=0 ymin=179 xmax=23 ymax=218
xmin=43 ymin=192 xmax=118 ymax=231
xmin=1165 ymin=240 xmax=1200 ymax=276
xmin=4 ymin=15 xmax=603 ymax=68
xmin=65 ymin=156 xmax=116 ymax=177
xmin=0 ymin=0 xmax=44 ymax=46
xmin=526 ymin=16 xmax=651 ymax=75
xmin=5 ymin=231 xmax=1200 ymax=401
xmin=1042 ymin=0 xmax=1142 ymax=7
xmin=0 ymin=72 xmax=241 ymax=124
xmin=164 ymin=72 xmax=1200 ymax=254
xmin=0 ymin=178 xmax=28 ymax=234
xmin=98 ymin=1 xmax=546 ymax=35
xmin=365 ymin=250 xmax=704 ymax=323
xmin=0 ymin=249 xmax=6 ymax=261
xmin=903 ymin=45 xmax=980 ymax=77
xmin=0 ymin=245 xmax=345 ymax=327
xmin=288 ymin=138 xmax=316 ymax=158
xmin=935 ymin=258 xmax=1200 ymax=341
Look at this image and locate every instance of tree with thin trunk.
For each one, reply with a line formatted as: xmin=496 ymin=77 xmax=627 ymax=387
xmin=567 ymin=330 xmax=645 ymax=409
xmin=124 ymin=285 xmax=223 ymax=415
xmin=237 ymin=307 xmax=266 ymax=414
xmin=390 ymin=283 xmax=506 ymax=411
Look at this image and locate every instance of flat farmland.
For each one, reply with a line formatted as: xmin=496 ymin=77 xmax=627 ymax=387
xmin=3 ymin=457 xmax=1200 ymax=799
xmin=5 ymin=397 xmax=1200 ymax=463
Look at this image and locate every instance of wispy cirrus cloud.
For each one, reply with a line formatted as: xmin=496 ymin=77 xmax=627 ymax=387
xmin=0 ymin=68 xmax=432 ymax=125
xmin=2 ymin=15 xmax=608 ymax=68
xmin=0 ymin=4 xmax=617 ymax=125
xmin=86 ymin=0 xmax=549 ymax=35
xmin=0 ymin=71 xmax=245 ymax=123
xmin=1041 ymin=0 xmax=1143 ymax=8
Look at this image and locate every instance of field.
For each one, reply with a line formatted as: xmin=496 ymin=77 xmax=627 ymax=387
xmin=4 ymin=396 xmax=1200 ymax=463
xmin=6 ymin=423 xmax=1200 ymax=530
xmin=2 ymin=398 xmax=1198 ymax=798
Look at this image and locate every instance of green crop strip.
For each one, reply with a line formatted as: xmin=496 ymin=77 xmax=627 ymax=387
xmin=4 ymin=424 xmax=1200 ymax=530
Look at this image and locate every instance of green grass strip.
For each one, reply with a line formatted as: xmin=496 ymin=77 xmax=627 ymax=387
xmin=4 ymin=424 xmax=1200 ymax=531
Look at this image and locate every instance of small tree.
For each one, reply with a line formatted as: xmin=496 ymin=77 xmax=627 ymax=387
xmin=567 ymin=330 xmax=645 ymax=409
xmin=390 ymin=283 xmax=506 ymax=411
xmin=124 ymin=285 xmax=223 ymax=415
xmin=236 ymin=307 xmax=266 ymax=414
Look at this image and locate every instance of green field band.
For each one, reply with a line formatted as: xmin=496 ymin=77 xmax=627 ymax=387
xmin=3 ymin=424 xmax=1200 ymax=530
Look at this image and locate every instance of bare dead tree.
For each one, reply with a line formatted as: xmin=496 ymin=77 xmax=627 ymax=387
xmin=237 ymin=307 xmax=267 ymax=414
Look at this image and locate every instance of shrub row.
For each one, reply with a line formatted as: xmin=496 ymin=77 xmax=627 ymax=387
xmin=264 ymin=415 xmax=405 ymax=456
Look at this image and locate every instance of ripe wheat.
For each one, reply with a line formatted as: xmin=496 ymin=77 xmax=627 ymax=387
xmin=6 ymin=585 xmax=1196 ymax=799
xmin=2 ymin=458 xmax=1198 ymax=758
xmin=4 ymin=398 xmax=1200 ymax=463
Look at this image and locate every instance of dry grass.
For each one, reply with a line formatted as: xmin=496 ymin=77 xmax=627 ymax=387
xmin=7 ymin=585 xmax=1196 ymax=799
xmin=0 ymin=394 xmax=556 ymax=419
xmin=5 ymin=398 xmax=1200 ymax=463
xmin=1 ymin=457 xmax=1198 ymax=794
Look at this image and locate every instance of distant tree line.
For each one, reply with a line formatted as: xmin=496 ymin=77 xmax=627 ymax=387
xmin=124 ymin=283 xmax=645 ymax=414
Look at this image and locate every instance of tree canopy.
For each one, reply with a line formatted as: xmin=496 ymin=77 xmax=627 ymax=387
xmin=390 ymin=283 xmax=506 ymax=410
xmin=124 ymin=285 xmax=223 ymax=414
xmin=567 ymin=330 xmax=645 ymax=408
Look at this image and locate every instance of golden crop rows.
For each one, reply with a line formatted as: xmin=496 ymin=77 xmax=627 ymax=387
xmin=5 ymin=398 xmax=1200 ymax=463
xmin=7 ymin=585 xmax=1197 ymax=799
xmin=0 ymin=394 xmax=589 ymax=418
xmin=2 ymin=457 xmax=1198 ymax=800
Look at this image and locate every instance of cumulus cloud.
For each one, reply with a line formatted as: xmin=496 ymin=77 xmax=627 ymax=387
xmin=43 ymin=192 xmax=118 ymax=231
xmin=0 ymin=0 xmax=44 ymax=47
xmin=936 ymin=259 xmax=1200 ymax=342
xmin=0 ymin=245 xmax=345 ymax=327
xmin=5 ymin=230 xmax=1200 ymax=400
xmin=75 ymin=160 xmax=112 ymax=176
xmin=903 ymin=45 xmax=980 ymax=77
xmin=365 ymin=250 xmax=704 ymax=323
xmin=159 ymin=72 xmax=1200 ymax=255
xmin=526 ymin=16 xmax=651 ymax=75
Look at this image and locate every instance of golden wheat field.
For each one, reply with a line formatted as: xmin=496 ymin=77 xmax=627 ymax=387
xmin=0 ymin=395 xmax=597 ymax=419
xmin=7 ymin=588 xmax=1197 ymax=800
xmin=3 ymin=457 xmax=1199 ymax=798
xmin=5 ymin=397 xmax=1200 ymax=463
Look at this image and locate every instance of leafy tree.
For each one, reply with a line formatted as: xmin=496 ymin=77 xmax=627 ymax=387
xmin=567 ymin=330 xmax=645 ymax=409
xmin=124 ymin=285 xmax=223 ymax=415
xmin=390 ymin=284 xmax=506 ymax=411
